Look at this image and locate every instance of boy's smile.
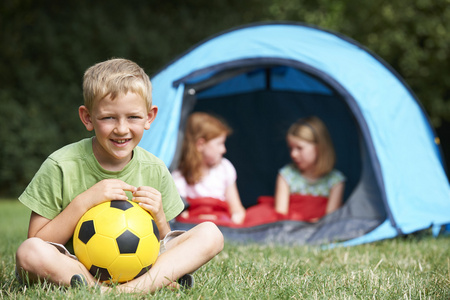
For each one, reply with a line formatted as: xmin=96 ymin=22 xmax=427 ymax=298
xmin=79 ymin=92 xmax=157 ymax=171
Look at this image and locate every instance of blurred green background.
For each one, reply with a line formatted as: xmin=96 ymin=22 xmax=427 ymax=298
xmin=1 ymin=0 xmax=449 ymax=197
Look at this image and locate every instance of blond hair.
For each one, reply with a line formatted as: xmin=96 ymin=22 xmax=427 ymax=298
xmin=83 ymin=58 xmax=152 ymax=111
xmin=178 ymin=112 xmax=232 ymax=185
xmin=287 ymin=116 xmax=336 ymax=177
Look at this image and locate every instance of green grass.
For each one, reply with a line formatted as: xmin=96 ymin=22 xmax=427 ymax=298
xmin=1 ymin=199 xmax=449 ymax=299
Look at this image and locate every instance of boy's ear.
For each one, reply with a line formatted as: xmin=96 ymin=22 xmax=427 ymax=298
xmin=79 ymin=105 xmax=94 ymax=131
xmin=144 ymin=105 xmax=158 ymax=130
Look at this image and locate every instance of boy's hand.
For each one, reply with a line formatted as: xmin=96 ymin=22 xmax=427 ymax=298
xmin=84 ymin=179 xmax=137 ymax=208
xmin=132 ymin=186 xmax=164 ymax=219
xmin=132 ymin=186 xmax=169 ymax=237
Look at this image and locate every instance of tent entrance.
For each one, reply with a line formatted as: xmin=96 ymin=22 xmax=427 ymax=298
xmin=172 ymin=63 xmax=387 ymax=243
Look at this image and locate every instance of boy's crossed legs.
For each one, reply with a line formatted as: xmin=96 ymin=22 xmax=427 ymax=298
xmin=16 ymin=222 xmax=223 ymax=293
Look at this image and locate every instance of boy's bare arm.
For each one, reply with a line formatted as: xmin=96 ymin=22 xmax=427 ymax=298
xmin=27 ymin=196 xmax=90 ymax=243
xmin=28 ymin=179 xmax=137 ymax=245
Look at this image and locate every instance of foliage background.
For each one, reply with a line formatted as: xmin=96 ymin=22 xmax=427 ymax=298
xmin=1 ymin=0 xmax=449 ymax=197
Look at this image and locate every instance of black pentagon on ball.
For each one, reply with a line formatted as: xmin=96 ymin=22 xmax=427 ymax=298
xmin=78 ymin=220 xmax=95 ymax=244
xmin=90 ymin=265 xmax=111 ymax=282
xmin=110 ymin=200 xmax=133 ymax=211
xmin=116 ymin=229 xmax=140 ymax=254
xmin=151 ymin=219 xmax=160 ymax=241
xmin=134 ymin=264 xmax=152 ymax=279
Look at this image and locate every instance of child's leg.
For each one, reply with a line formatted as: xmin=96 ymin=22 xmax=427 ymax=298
xmin=116 ymin=221 xmax=223 ymax=293
xmin=16 ymin=237 xmax=93 ymax=286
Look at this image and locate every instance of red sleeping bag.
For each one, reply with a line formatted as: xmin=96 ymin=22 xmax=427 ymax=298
xmin=176 ymin=194 xmax=328 ymax=228
xmin=244 ymin=195 xmax=328 ymax=226
xmin=176 ymin=197 xmax=234 ymax=227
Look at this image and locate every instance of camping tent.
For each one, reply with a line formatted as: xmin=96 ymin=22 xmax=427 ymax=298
xmin=139 ymin=22 xmax=450 ymax=245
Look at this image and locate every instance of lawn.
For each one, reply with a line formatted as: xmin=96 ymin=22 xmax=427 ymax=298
xmin=0 ymin=199 xmax=449 ymax=299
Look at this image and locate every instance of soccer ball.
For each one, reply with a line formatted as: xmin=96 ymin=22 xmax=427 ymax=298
xmin=73 ymin=200 xmax=160 ymax=283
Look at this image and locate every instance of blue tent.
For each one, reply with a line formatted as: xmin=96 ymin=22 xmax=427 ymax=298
xmin=139 ymin=22 xmax=450 ymax=245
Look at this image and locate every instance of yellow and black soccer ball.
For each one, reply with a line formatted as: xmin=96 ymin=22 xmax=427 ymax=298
xmin=73 ymin=200 xmax=160 ymax=283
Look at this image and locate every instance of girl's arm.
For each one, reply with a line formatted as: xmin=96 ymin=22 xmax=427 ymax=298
xmin=225 ymin=182 xmax=246 ymax=224
xmin=274 ymin=174 xmax=290 ymax=215
xmin=326 ymin=182 xmax=345 ymax=214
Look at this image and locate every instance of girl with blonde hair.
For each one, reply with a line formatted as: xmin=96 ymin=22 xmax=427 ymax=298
xmin=274 ymin=116 xmax=346 ymax=221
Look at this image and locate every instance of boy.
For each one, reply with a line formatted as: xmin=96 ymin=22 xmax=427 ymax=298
xmin=15 ymin=58 xmax=224 ymax=293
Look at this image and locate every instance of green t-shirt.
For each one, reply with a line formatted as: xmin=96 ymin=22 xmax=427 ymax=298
xmin=19 ymin=137 xmax=184 ymax=226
